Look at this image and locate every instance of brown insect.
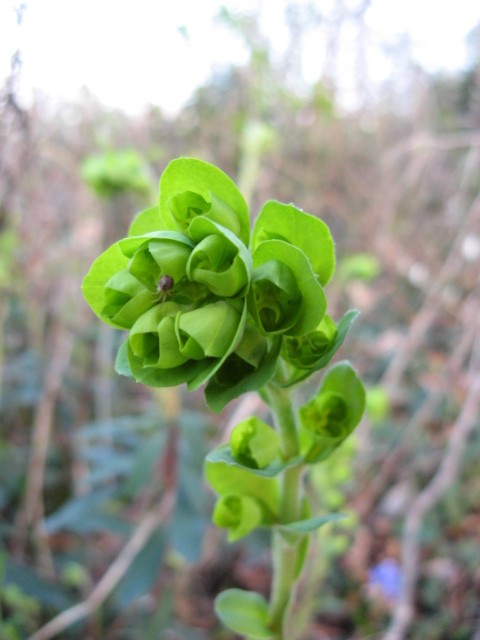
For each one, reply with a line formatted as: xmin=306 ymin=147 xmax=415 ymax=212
xmin=155 ymin=274 xmax=174 ymax=301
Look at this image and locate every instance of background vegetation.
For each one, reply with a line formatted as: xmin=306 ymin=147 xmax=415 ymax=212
xmin=1 ymin=3 xmax=480 ymax=639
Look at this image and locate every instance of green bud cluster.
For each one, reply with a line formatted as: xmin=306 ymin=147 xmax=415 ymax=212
xmin=82 ymin=158 xmax=352 ymax=412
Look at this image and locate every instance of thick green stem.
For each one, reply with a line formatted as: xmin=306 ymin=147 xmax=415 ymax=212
xmin=265 ymin=383 xmax=304 ymax=638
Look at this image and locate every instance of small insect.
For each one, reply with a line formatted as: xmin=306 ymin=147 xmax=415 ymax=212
xmin=155 ymin=274 xmax=174 ymax=301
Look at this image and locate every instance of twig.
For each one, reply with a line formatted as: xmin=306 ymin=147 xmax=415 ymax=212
xmin=382 ymin=320 xmax=480 ymax=640
xmin=381 ymin=189 xmax=480 ymax=395
xmin=357 ymin=294 xmax=480 ymax=517
xmin=28 ymin=488 xmax=175 ymax=640
xmin=384 ymin=131 xmax=480 ymax=164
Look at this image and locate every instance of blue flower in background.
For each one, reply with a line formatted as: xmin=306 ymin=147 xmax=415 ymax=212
xmin=368 ymin=558 xmax=403 ymax=602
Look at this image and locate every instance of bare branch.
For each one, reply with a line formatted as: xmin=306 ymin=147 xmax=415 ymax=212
xmin=382 ymin=318 xmax=480 ymax=640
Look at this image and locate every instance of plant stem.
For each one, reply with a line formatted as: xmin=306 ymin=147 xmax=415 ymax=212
xmin=265 ymin=383 xmax=303 ymax=638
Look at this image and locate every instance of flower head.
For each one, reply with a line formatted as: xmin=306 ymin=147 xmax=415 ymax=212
xmin=82 ymin=157 xmax=340 ymax=411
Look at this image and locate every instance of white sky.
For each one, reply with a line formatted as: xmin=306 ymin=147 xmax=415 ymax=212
xmin=1 ymin=0 xmax=479 ymax=114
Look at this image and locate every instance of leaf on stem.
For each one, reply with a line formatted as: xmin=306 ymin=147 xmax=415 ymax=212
xmin=213 ymin=494 xmax=263 ymax=541
xmin=230 ymin=416 xmax=281 ymax=469
xmin=214 ymin=589 xmax=273 ymax=639
xmin=278 ymin=512 xmax=347 ymax=535
xmin=205 ymin=450 xmax=280 ymax=517
xmin=281 ymin=309 xmax=360 ymax=386
xmin=299 ymin=361 xmax=365 ymax=463
xmin=206 ymin=445 xmax=302 ymax=478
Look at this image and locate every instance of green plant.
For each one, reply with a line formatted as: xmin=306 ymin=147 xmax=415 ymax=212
xmin=82 ymin=157 xmax=365 ymax=639
xmin=0 ymin=553 xmax=42 ymax=639
xmin=82 ymin=149 xmax=152 ymax=199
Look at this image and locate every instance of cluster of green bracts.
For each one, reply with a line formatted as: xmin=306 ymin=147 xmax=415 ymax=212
xmin=82 ymin=158 xmax=358 ymax=412
xmin=82 ymin=158 xmax=365 ymax=639
xmin=206 ymin=361 xmax=365 ymax=540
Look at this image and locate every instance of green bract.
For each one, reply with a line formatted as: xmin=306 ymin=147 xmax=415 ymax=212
xmin=230 ymin=417 xmax=281 ymax=469
xmin=299 ymin=362 xmax=365 ymax=463
xmin=251 ymin=200 xmax=335 ymax=286
xmin=213 ymin=494 xmax=263 ymax=542
xmin=249 ymin=239 xmax=326 ymax=336
xmin=82 ymin=157 xmax=356 ymax=411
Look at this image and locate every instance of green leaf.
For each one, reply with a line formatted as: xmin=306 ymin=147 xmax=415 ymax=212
xmin=129 ymin=303 xmax=186 ymax=368
xmin=213 ymin=495 xmax=263 ymax=541
xmin=126 ymin=338 xmax=203 ymax=388
xmin=230 ymin=417 xmax=280 ymax=469
xmin=250 ymin=240 xmax=326 ymax=336
xmin=366 ymin=385 xmax=390 ymax=422
xmin=128 ymin=205 xmax=161 ymax=236
xmin=205 ymin=329 xmax=281 ymax=413
xmin=186 ymin=298 xmax=248 ymax=391
xmin=281 ymin=310 xmax=360 ymax=386
xmin=338 ymin=252 xmax=380 ymax=283
xmin=115 ymin=340 xmax=133 ymax=379
xmin=81 ymin=243 xmax=129 ymax=327
xmin=4 ymin=558 xmax=74 ymax=610
xmin=158 ymin=158 xmax=250 ymax=245
xmin=206 ymin=445 xmax=302 ymax=478
xmin=102 ymin=270 xmax=156 ymax=329
xmin=205 ymin=451 xmax=279 ymax=517
xmin=299 ymin=361 xmax=365 ymax=464
xmin=115 ymin=529 xmax=167 ymax=608
xmin=82 ymin=149 xmax=151 ymax=198
xmin=214 ymin=589 xmax=273 ymax=639
xmin=187 ymin=216 xmax=252 ymax=297
xmin=122 ymin=233 xmax=193 ymax=292
xmin=177 ymin=301 xmax=243 ymax=359
xmin=279 ymin=512 xmax=346 ymax=535
xmin=251 ymin=201 xmax=335 ymax=285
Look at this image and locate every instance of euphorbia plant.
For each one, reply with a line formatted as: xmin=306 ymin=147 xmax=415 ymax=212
xmin=82 ymin=158 xmax=365 ymax=639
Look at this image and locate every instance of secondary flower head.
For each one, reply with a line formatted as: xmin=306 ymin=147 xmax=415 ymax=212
xmin=82 ymin=157 xmax=337 ymax=411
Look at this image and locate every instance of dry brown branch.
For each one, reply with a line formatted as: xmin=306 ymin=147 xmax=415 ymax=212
xmin=381 ymin=188 xmax=480 ymax=395
xmin=385 ymin=131 xmax=480 ymax=164
xmin=382 ymin=316 xmax=480 ymax=640
xmin=28 ymin=488 xmax=175 ymax=640
xmin=355 ymin=294 xmax=479 ymax=520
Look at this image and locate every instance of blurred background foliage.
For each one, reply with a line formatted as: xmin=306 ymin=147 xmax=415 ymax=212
xmin=1 ymin=2 xmax=480 ymax=639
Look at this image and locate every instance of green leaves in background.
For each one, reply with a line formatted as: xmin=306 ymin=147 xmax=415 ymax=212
xmin=338 ymin=252 xmax=380 ymax=283
xmin=299 ymin=361 xmax=365 ymax=464
xmin=82 ymin=149 xmax=152 ymax=199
